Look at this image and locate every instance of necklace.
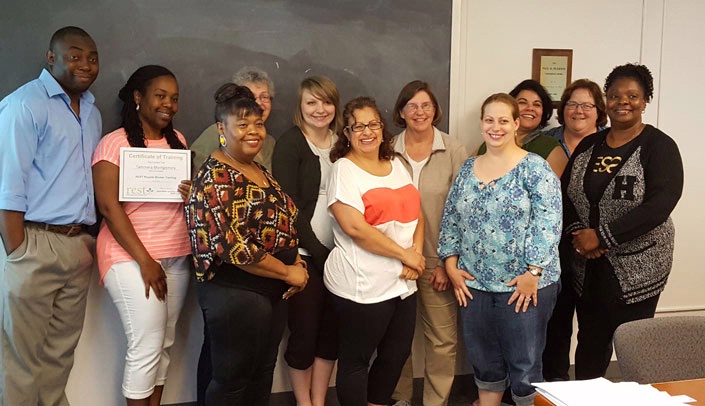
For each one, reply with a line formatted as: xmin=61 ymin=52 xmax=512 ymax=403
xmin=220 ymin=147 xmax=269 ymax=187
xmin=606 ymin=123 xmax=644 ymax=148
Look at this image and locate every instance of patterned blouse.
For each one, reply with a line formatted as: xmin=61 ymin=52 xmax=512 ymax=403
xmin=438 ymin=153 xmax=562 ymax=292
xmin=186 ymin=156 xmax=299 ymax=282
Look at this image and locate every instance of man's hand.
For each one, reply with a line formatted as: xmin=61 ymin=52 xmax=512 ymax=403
xmin=0 ymin=210 xmax=26 ymax=256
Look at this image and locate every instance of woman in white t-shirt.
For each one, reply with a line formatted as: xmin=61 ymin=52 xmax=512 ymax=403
xmin=325 ymin=96 xmax=425 ymax=406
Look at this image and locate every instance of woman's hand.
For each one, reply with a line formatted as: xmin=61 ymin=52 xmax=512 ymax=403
xmin=284 ymin=263 xmax=309 ymax=290
xmin=430 ymin=266 xmax=451 ymax=291
xmin=507 ymin=271 xmax=539 ymax=313
xmin=400 ymin=265 xmax=419 ymax=281
xmin=446 ymin=262 xmax=475 ymax=307
xmin=139 ymin=258 xmax=167 ymax=301
xmin=283 ymin=286 xmax=301 ymax=300
xmin=283 ymin=257 xmax=311 ymax=299
xmin=571 ymin=228 xmax=600 ymax=255
xmin=582 ymin=247 xmax=609 ymax=259
xmin=178 ymin=179 xmax=192 ymax=202
xmin=401 ymin=246 xmax=425 ymax=274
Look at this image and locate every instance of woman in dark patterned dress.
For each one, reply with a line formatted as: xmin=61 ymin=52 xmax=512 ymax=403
xmin=185 ymin=84 xmax=308 ymax=406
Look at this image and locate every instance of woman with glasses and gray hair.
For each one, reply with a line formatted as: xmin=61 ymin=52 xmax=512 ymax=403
xmin=389 ymin=80 xmax=468 ymax=406
xmin=191 ymin=66 xmax=276 ymax=176
xmin=325 ymin=96 xmax=425 ymax=406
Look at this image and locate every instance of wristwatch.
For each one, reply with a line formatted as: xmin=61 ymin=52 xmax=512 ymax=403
xmin=528 ymin=266 xmax=542 ymax=277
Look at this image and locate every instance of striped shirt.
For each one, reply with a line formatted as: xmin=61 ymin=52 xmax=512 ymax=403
xmin=92 ymin=128 xmax=191 ymax=281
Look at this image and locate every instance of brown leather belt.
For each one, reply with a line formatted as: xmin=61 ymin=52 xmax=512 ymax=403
xmin=26 ymin=221 xmax=86 ymax=237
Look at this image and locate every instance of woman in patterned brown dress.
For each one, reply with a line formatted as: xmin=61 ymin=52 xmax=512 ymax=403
xmin=185 ymin=84 xmax=308 ymax=406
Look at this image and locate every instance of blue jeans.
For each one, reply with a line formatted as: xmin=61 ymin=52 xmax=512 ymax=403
xmin=460 ymin=283 xmax=558 ymax=406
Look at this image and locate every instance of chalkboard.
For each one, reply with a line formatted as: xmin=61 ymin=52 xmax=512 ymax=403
xmin=1 ymin=0 xmax=452 ymax=145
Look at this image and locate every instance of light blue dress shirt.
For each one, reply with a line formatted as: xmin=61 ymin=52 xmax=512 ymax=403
xmin=0 ymin=69 xmax=102 ymax=225
xmin=438 ymin=154 xmax=562 ymax=292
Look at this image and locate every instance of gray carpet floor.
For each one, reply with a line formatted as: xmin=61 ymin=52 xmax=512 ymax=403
xmin=170 ymin=363 xmax=622 ymax=405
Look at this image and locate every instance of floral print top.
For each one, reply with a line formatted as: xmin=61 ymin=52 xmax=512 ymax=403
xmin=186 ymin=156 xmax=299 ymax=282
xmin=438 ymin=153 xmax=562 ymax=292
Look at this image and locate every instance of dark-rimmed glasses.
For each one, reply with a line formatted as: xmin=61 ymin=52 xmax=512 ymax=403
xmin=346 ymin=121 xmax=383 ymax=133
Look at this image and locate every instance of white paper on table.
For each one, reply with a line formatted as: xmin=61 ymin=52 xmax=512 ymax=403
xmin=533 ymin=378 xmax=694 ymax=406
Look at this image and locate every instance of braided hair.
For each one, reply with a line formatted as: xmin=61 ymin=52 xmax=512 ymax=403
xmin=117 ymin=65 xmax=185 ymax=149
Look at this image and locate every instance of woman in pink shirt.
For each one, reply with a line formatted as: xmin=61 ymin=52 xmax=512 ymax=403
xmin=92 ymin=65 xmax=192 ymax=406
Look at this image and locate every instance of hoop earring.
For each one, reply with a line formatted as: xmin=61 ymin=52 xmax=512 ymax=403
xmin=136 ymin=104 xmax=140 ymax=112
xmin=219 ymin=134 xmax=227 ymax=147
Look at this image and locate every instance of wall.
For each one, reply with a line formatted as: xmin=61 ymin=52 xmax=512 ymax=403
xmin=653 ymin=0 xmax=705 ymax=313
xmin=449 ymin=0 xmax=705 ymax=364
xmin=0 ymin=0 xmax=452 ymax=145
xmin=0 ymin=1 xmax=452 ymax=404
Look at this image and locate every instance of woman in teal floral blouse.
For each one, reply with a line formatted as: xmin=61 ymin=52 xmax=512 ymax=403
xmin=438 ymin=93 xmax=561 ymax=406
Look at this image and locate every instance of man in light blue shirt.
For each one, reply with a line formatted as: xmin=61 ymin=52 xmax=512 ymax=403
xmin=0 ymin=26 xmax=101 ymax=406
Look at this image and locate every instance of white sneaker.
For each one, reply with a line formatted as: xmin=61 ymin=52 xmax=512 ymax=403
xmin=392 ymin=401 xmax=412 ymax=406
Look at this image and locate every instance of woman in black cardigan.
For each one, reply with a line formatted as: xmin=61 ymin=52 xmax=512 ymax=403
xmin=562 ymin=63 xmax=683 ymax=380
xmin=272 ymin=76 xmax=342 ymax=406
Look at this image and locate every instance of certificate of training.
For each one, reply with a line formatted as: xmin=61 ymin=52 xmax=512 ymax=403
xmin=119 ymin=147 xmax=191 ymax=202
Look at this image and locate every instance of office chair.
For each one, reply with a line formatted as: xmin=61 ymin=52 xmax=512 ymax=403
xmin=613 ymin=315 xmax=705 ymax=383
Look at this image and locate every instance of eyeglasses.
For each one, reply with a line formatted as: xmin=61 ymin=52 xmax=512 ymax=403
xmin=404 ymin=102 xmax=434 ymax=113
xmin=565 ymin=101 xmax=596 ymax=111
xmin=256 ymin=94 xmax=273 ymax=104
xmin=346 ymin=121 xmax=383 ymax=133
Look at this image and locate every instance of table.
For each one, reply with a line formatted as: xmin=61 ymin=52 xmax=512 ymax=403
xmin=534 ymin=378 xmax=705 ymax=406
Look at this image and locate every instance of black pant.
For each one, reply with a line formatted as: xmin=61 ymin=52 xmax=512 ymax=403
xmin=197 ymin=282 xmax=287 ymax=406
xmin=333 ymin=294 xmax=416 ymax=406
xmin=196 ymin=308 xmax=211 ymax=406
xmin=574 ymin=258 xmax=660 ymax=380
xmin=542 ymin=277 xmax=576 ymax=381
xmin=285 ymin=256 xmax=338 ymax=369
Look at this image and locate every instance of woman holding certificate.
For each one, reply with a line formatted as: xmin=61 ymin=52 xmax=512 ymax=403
xmin=186 ymin=84 xmax=308 ymax=405
xmin=92 ymin=65 xmax=191 ymax=406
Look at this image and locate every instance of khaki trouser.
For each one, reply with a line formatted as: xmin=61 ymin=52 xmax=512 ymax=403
xmin=392 ymin=268 xmax=458 ymax=406
xmin=1 ymin=224 xmax=94 ymax=406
